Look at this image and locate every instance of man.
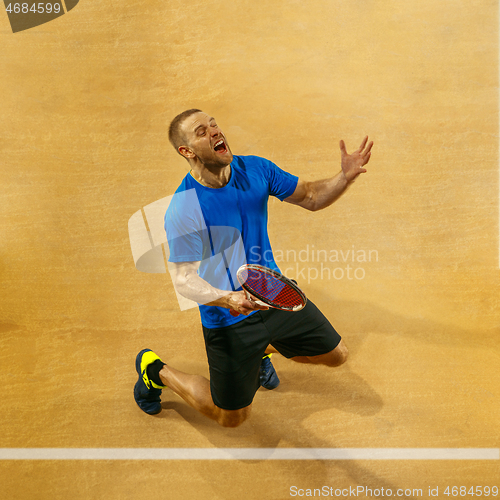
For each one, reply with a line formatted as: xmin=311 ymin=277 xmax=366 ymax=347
xmin=134 ymin=109 xmax=373 ymax=427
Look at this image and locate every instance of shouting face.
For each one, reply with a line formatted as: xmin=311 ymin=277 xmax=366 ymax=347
xmin=178 ymin=112 xmax=233 ymax=168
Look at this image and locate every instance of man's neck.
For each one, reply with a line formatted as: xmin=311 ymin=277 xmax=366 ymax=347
xmin=190 ymin=164 xmax=231 ymax=189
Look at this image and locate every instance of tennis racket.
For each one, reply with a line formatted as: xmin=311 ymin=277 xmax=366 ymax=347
xmin=229 ymin=264 xmax=307 ymax=316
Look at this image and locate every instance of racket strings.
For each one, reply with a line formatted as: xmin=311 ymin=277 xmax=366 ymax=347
xmin=241 ymin=269 xmax=304 ymax=308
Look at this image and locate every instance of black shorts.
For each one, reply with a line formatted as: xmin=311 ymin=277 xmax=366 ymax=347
xmin=202 ymin=300 xmax=341 ymax=411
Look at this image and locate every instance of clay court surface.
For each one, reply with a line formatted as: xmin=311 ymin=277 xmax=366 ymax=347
xmin=0 ymin=1 xmax=499 ymax=499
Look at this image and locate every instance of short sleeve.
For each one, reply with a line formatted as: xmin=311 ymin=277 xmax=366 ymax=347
xmin=164 ymin=189 xmax=208 ymax=263
xmin=265 ymin=159 xmax=299 ymax=201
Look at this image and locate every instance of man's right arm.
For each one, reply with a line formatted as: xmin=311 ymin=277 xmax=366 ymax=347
xmin=169 ymin=261 xmax=268 ymax=316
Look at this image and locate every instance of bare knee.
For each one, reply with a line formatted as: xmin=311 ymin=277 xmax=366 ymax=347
xmin=216 ymin=405 xmax=251 ymax=428
xmin=328 ymin=340 xmax=349 ymax=366
xmin=317 ymin=341 xmax=349 ymax=367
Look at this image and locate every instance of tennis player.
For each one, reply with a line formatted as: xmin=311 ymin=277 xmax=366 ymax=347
xmin=134 ymin=109 xmax=373 ymax=426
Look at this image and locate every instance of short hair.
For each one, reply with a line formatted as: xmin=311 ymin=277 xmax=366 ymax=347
xmin=168 ymin=109 xmax=202 ymax=155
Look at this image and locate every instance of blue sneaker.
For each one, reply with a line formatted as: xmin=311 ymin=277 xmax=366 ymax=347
xmin=259 ymin=354 xmax=280 ymax=390
xmin=134 ymin=349 xmax=165 ymax=415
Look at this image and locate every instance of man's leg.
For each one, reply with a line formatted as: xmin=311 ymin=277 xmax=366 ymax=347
xmin=158 ymin=364 xmax=251 ymax=427
xmin=157 ymin=338 xmax=346 ymax=423
xmin=289 ymin=339 xmax=348 ymax=367
xmin=134 ymin=349 xmax=250 ymax=427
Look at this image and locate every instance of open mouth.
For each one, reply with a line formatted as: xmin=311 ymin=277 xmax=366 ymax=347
xmin=213 ymin=138 xmax=228 ymax=154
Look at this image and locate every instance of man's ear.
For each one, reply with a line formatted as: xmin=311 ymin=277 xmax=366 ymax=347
xmin=178 ymin=145 xmax=195 ymax=159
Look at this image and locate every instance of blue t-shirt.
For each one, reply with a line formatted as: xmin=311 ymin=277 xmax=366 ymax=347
xmin=164 ymin=155 xmax=298 ymax=328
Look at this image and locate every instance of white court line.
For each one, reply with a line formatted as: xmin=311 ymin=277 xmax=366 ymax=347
xmin=0 ymin=448 xmax=498 ymax=460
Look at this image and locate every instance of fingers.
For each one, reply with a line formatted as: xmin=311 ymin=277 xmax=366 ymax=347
xmin=245 ymin=298 xmax=269 ymax=311
xmin=362 ymin=151 xmax=372 ymax=166
xmin=357 ymin=136 xmax=368 ymax=152
xmin=235 ymin=305 xmax=268 ymax=316
xmin=255 ymin=303 xmax=269 ymax=310
xmin=340 ymin=137 xmax=373 ymax=156
xmin=231 ymin=297 xmax=268 ymax=316
xmin=364 ymin=140 xmax=373 ymax=154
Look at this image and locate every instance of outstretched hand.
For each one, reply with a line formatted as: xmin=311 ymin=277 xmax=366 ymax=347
xmin=339 ymin=136 xmax=373 ymax=182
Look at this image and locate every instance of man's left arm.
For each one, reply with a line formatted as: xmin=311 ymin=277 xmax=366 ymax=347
xmin=284 ymin=136 xmax=373 ymax=211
